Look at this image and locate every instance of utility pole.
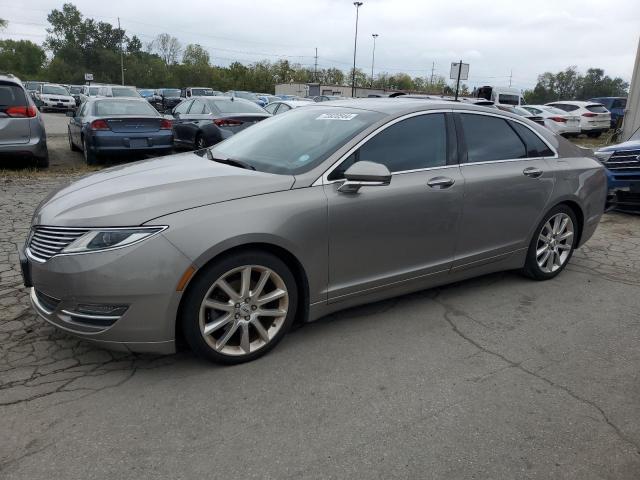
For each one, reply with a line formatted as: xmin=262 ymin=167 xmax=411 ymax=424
xmin=118 ymin=17 xmax=124 ymax=85
xmin=509 ymin=69 xmax=512 ymax=88
xmin=454 ymin=59 xmax=462 ymax=101
xmin=314 ymin=47 xmax=318 ymax=83
xmin=370 ymin=33 xmax=378 ymax=88
xmin=430 ymin=61 xmax=435 ymax=86
xmin=351 ymin=2 xmax=363 ymax=98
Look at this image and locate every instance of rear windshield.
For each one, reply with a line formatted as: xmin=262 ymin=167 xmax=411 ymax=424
xmin=208 ymin=98 xmax=266 ymax=114
xmin=540 ymin=106 xmax=567 ymax=115
xmin=586 ymin=104 xmax=608 ymax=113
xmin=191 ymin=88 xmax=214 ymax=96
xmin=43 ymin=85 xmax=69 ymax=95
xmin=0 ymin=83 xmax=27 ymax=107
xmin=549 ymin=103 xmax=579 ymax=112
xmin=498 ymin=94 xmax=520 ymax=105
xmin=94 ymin=100 xmax=158 ymax=116
xmin=161 ymin=89 xmax=181 ymax=97
xmin=111 ymin=88 xmax=139 ymax=98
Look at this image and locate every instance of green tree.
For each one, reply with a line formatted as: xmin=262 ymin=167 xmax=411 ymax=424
xmin=148 ymin=33 xmax=181 ymax=65
xmin=0 ymin=40 xmax=46 ymax=78
xmin=182 ymin=44 xmax=210 ymax=66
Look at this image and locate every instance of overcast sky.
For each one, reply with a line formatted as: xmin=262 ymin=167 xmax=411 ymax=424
xmin=1 ymin=0 xmax=639 ymax=90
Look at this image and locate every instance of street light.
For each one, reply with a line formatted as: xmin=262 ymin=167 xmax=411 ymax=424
xmin=351 ymin=2 xmax=363 ymax=98
xmin=370 ymin=33 xmax=379 ymax=88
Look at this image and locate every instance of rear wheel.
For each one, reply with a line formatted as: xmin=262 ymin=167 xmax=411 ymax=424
xmin=522 ymin=205 xmax=577 ymax=280
xmin=195 ymin=133 xmax=206 ymax=150
xmin=68 ymin=128 xmax=80 ymax=151
xmin=83 ymin=136 xmax=98 ymax=165
xmin=181 ymin=251 xmax=298 ymax=364
xmin=34 ymin=151 xmax=49 ymax=168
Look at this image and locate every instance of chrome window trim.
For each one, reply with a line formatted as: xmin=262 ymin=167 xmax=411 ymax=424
xmin=313 ymin=108 xmax=558 ymax=186
xmin=313 ymin=109 xmax=452 ymax=186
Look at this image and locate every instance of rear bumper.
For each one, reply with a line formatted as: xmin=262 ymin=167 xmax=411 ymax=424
xmin=0 ymin=133 xmax=47 ymax=160
xmin=87 ymin=131 xmax=173 ymax=154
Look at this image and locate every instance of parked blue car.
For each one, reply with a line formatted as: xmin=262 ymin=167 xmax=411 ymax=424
xmin=596 ymin=129 xmax=640 ymax=212
xmin=67 ymin=97 xmax=173 ymax=165
xmin=589 ymin=97 xmax=626 ymax=129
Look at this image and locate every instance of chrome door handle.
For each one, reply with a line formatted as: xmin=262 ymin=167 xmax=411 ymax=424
xmin=427 ymin=176 xmax=455 ymax=189
xmin=523 ymin=167 xmax=543 ymax=178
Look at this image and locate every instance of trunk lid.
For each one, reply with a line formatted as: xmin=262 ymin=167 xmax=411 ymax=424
xmin=105 ymin=117 xmax=163 ymax=133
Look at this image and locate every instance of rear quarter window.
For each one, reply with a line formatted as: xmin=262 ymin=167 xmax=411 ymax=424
xmin=0 ymin=83 xmax=28 ymax=107
xmin=509 ymin=121 xmax=554 ymax=157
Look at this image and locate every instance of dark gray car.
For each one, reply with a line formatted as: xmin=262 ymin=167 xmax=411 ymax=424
xmin=0 ymin=74 xmax=48 ymax=167
xmin=22 ymin=99 xmax=606 ymax=364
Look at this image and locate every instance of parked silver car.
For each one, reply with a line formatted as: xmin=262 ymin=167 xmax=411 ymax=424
xmin=21 ymin=99 xmax=607 ymax=363
xmin=0 ymin=74 xmax=49 ymax=167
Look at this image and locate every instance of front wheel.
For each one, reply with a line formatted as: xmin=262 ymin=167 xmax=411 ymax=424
xmin=522 ymin=205 xmax=577 ymax=280
xmin=181 ymin=251 xmax=298 ymax=364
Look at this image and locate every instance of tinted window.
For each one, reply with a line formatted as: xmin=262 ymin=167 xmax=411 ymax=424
xmin=111 ymin=87 xmax=139 ymax=98
xmin=549 ymin=103 xmax=579 ymax=112
xmin=174 ymin=100 xmax=192 ymax=114
xmin=69 ymin=86 xmax=82 ymax=94
xmin=209 ymin=98 xmax=265 ymax=114
xmin=191 ymin=88 xmax=214 ymax=96
xmin=612 ymin=99 xmax=626 ymax=109
xmin=510 ymin=121 xmax=554 ymax=157
xmin=42 ymin=85 xmax=69 ymax=95
xmin=189 ymin=98 xmax=206 ymax=114
xmin=94 ymin=100 xmax=158 ymax=116
xmin=329 ymin=113 xmax=447 ymax=179
xmin=0 ymin=84 xmax=27 ymax=107
xmin=460 ymin=114 xmax=526 ymax=163
xmin=161 ymin=89 xmax=181 ymax=97
xmin=498 ymin=94 xmax=520 ymax=105
xmin=586 ymin=104 xmax=608 ymax=113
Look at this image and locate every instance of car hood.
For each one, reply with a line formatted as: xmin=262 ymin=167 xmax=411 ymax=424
xmin=33 ymin=151 xmax=295 ymax=227
xmin=598 ymin=139 xmax=640 ymax=152
xmin=41 ymin=94 xmax=73 ymax=100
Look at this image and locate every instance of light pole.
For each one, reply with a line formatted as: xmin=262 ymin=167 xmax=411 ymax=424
xmin=370 ymin=33 xmax=378 ymax=88
xmin=351 ymin=2 xmax=363 ymax=98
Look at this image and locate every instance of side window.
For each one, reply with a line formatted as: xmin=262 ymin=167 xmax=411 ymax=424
xmin=264 ymin=103 xmax=278 ymax=114
xmin=328 ymin=113 xmax=447 ymax=180
xmin=509 ymin=121 xmax=554 ymax=157
xmin=189 ymin=99 xmax=205 ymax=114
xmin=276 ymin=104 xmax=291 ymax=115
xmin=174 ymin=100 xmax=192 ymax=115
xmin=460 ymin=114 xmax=526 ymax=163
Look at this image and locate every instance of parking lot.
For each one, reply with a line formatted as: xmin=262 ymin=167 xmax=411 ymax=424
xmin=1 ymin=164 xmax=639 ymax=478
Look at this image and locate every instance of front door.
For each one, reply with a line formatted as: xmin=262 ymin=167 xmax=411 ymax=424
xmin=324 ymin=112 xmax=464 ymax=302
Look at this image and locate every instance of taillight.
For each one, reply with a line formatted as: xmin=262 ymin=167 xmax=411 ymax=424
xmin=582 ymin=112 xmax=597 ymax=118
xmin=214 ymin=118 xmax=243 ymax=127
xmin=5 ymin=106 xmax=37 ymax=118
xmin=90 ymin=119 xmax=110 ymax=130
xmin=159 ymin=119 xmax=172 ymax=130
xmin=549 ymin=116 xmax=567 ymax=123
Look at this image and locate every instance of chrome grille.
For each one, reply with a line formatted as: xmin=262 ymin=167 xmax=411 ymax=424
xmin=27 ymin=226 xmax=89 ymax=262
xmin=607 ymin=149 xmax=640 ymax=171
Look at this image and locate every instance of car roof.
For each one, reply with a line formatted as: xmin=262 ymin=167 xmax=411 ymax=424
xmin=314 ymin=97 xmax=506 ymax=116
xmin=0 ymin=73 xmax=22 ymax=85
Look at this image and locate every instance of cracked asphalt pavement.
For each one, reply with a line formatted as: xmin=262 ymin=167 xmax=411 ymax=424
xmin=1 ymin=174 xmax=639 ymax=479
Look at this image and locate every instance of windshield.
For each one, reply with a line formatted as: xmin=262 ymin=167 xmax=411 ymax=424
xmin=69 ymin=86 xmax=82 ymax=94
xmin=138 ymin=89 xmax=154 ymax=97
xmin=209 ymin=98 xmax=266 ymax=114
xmin=498 ymin=94 xmax=520 ymax=105
xmin=210 ymin=107 xmax=383 ymax=175
xmin=191 ymin=88 xmax=214 ymax=96
xmin=94 ymin=100 xmax=158 ymax=116
xmin=161 ymin=89 xmax=181 ymax=97
xmin=111 ymin=87 xmax=139 ymax=98
xmin=43 ymin=85 xmax=69 ymax=95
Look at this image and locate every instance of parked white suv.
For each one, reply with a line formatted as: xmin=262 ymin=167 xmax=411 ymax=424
xmin=545 ymin=101 xmax=610 ymax=138
xmin=35 ymin=84 xmax=75 ymax=112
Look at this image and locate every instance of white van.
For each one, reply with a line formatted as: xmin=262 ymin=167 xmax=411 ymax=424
xmin=473 ymin=86 xmax=524 ymax=106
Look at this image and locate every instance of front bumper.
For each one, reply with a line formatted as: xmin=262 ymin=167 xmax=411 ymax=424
xmin=24 ymin=232 xmax=194 ymax=354
xmin=40 ymin=100 xmax=74 ymax=110
xmin=606 ymin=170 xmax=640 ymax=213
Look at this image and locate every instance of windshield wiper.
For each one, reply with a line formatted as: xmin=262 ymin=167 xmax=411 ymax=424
xmin=206 ymin=149 xmax=255 ymax=170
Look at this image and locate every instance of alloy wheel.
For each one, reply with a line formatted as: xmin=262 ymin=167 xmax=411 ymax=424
xmin=198 ymin=265 xmax=289 ymax=356
xmin=535 ymin=212 xmax=574 ymax=273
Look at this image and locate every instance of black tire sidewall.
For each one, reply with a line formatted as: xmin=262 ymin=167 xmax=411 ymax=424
xmin=524 ymin=204 xmax=578 ymax=280
xmin=181 ymin=251 xmax=298 ymax=364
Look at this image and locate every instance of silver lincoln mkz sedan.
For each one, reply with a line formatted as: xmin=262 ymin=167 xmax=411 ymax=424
xmin=21 ymin=99 xmax=607 ymax=364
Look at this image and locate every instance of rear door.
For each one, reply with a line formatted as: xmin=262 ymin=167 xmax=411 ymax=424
xmin=182 ymin=98 xmax=209 ymax=145
xmin=172 ymin=99 xmax=193 ymax=144
xmin=453 ymin=112 xmax=556 ymax=268
xmin=0 ymin=82 xmax=31 ymax=145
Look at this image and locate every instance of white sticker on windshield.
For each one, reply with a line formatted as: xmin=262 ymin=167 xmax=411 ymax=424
xmin=316 ymin=113 xmax=358 ymax=121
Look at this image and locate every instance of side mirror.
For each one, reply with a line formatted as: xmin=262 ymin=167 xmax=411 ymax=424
xmin=338 ymin=161 xmax=391 ymax=193
xmin=65 ymin=110 xmax=75 ymax=117
xmin=173 ymin=111 xmax=180 ymax=118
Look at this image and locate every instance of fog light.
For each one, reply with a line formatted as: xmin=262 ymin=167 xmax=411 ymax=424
xmin=75 ymin=304 xmax=128 ymax=316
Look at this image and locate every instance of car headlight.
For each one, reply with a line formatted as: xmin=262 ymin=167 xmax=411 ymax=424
xmin=62 ymin=226 xmax=167 ymax=254
xmin=594 ymin=150 xmax=613 ymax=163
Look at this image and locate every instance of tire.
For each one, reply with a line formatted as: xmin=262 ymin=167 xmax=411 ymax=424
xmin=181 ymin=250 xmax=298 ymax=364
xmin=34 ymin=152 xmax=49 ymax=168
xmin=522 ymin=205 xmax=578 ymax=280
xmin=68 ymin=128 xmax=80 ymax=151
xmin=83 ymin=136 xmax=98 ymax=165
